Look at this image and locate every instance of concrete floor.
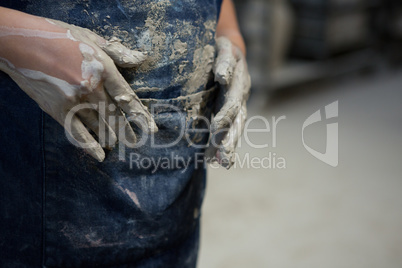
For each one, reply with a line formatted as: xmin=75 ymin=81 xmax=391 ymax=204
xmin=198 ymin=69 xmax=402 ymax=268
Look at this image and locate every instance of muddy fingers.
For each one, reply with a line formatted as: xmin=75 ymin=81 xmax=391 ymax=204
xmin=0 ymin=12 xmax=156 ymax=161
xmin=209 ymin=36 xmax=251 ymax=169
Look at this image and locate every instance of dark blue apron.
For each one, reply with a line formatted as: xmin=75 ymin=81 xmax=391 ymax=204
xmin=0 ymin=0 xmax=222 ymax=266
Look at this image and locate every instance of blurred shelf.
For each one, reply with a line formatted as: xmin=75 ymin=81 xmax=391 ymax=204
xmin=269 ymin=49 xmax=379 ymax=90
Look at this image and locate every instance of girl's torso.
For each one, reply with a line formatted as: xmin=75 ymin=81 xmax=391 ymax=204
xmin=3 ymin=0 xmax=221 ymax=98
xmin=0 ymin=0 xmax=222 ymax=266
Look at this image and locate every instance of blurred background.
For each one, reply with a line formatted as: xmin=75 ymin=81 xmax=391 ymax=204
xmin=199 ymin=0 xmax=402 ymax=267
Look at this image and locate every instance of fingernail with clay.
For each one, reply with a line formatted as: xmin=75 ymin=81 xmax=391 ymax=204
xmin=217 ymin=149 xmax=235 ymax=170
xmin=87 ymin=145 xmax=106 ymax=162
xmin=123 ymin=125 xmax=137 ymax=147
xmin=211 ymin=116 xmax=226 ymax=133
xmin=103 ymin=127 xmax=118 ymax=150
xmin=104 ymin=41 xmax=148 ymax=67
xmin=147 ymin=118 xmax=158 ymax=133
xmin=215 ymin=62 xmax=232 ymax=85
xmin=128 ymin=50 xmax=148 ymax=65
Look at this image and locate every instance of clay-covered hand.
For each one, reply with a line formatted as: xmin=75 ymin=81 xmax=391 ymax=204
xmin=0 ymin=16 xmax=157 ymax=162
xmin=206 ymin=36 xmax=251 ymax=169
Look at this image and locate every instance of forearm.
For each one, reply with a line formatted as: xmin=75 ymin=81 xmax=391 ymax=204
xmin=216 ymin=0 xmax=246 ymax=55
xmin=0 ymin=7 xmax=59 ymax=29
xmin=0 ymin=7 xmax=82 ymax=84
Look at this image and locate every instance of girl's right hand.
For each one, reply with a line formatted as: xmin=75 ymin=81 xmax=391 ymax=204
xmin=0 ymin=7 xmax=157 ymax=161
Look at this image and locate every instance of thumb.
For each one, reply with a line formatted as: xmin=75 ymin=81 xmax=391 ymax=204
xmin=98 ymin=37 xmax=148 ymax=68
xmin=50 ymin=19 xmax=148 ymax=68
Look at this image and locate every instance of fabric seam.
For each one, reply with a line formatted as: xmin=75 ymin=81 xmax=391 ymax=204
xmin=40 ymin=110 xmax=47 ymax=268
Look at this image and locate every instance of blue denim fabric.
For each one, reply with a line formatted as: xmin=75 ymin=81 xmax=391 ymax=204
xmin=0 ymin=0 xmax=222 ymax=267
xmin=2 ymin=0 xmax=221 ymax=99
